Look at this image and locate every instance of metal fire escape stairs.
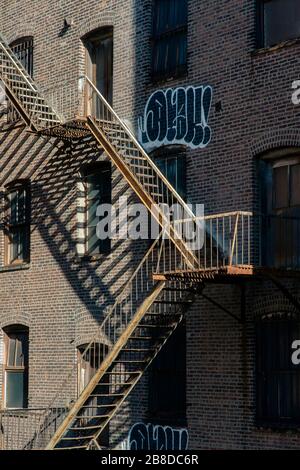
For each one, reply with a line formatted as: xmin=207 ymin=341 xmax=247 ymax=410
xmin=0 ymin=33 xmax=200 ymax=449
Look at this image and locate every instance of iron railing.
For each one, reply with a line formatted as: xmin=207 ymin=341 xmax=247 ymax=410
xmin=154 ymin=211 xmax=300 ymax=274
xmin=0 ymin=408 xmax=68 ymax=450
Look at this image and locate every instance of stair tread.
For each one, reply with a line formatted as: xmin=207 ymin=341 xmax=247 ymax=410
xmin=60 ymin=435 xmax=94 ymax=441
xmin=113 ymin=359 xmax=147 ymax=363
xmin=54 ymin=445 xmax=88 ymax=450
xmin=70 ymin=425 xmax=104 ymax=431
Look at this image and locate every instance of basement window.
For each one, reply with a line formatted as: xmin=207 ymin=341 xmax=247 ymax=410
xmin=151 ymin=0 xmax=187 ymax=81
xmin=4 ymin=326 xmax=29 ymax=409
xmin=4 ymin=181 xmax=31 ymax=266
xmin=257 ymin=0 xmax=300 ymax=48
xmin=256 ymin=316 xmax=300 ymax=428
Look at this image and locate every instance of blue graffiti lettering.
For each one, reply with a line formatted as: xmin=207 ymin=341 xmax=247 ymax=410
xmin=138 ymin=86 xmax=212 ymax=150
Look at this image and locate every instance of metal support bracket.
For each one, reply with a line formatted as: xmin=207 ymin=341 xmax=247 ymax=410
xmin=264 ymin=273 xmax=300 ymax=315
xmin=198 ymin=283 xmax=246 ymax=324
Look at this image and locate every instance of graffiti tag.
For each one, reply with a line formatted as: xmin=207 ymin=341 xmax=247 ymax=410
xmin=120 ymin=422 xmax=189 ymax=450
xmin=138 ymin=86 xmax=213 ymax=151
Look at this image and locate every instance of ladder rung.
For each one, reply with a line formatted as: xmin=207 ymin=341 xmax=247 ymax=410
xmin=90 ymin=393 xmax=124 ymax=398
xmin=113 ymin=359 xmax=147 ymax=364
xmin=70 ymin=423 xmax=106 ymax=431
xmin=74 ymin=414 xmax=110 ymax=420
xmin=135 ymin=173 xmax=155 ymax=179
xmin=129 ymin=336 xmax=154 ymax=340
xmin=124 ymin=155 xmax=147 ymax=162
xmin=54 ymin=445 xmax=88 ymax=450
xmin=60 ymin=435 xmax=95 ymax=441
xmin=103 ymin=371 xmax=140 ymax=376
xmin=154 ymin=300 xmax=192 ymax=305
xmin=122 ymin=348 xmax=154 ymax=352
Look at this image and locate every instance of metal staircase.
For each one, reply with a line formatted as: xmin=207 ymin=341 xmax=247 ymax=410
xmin=23 ymin=239 xmax=196 ymax=450
xmin=0 ymin=33 xmax=62 ymax=131
xmin=0 ymin=33 xmax=200 ymax=450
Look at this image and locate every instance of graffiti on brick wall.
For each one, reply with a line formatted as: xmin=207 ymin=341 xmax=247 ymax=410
xmin=120 ymin=422 xmax=189 ymax=450
xmin=138 ymin=86 xmax=213 ymax=151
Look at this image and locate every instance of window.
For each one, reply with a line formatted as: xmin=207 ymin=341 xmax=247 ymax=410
xmin=82 ymin=164 xmax=112 ymax=256
xmin=256 ymin=316 xmax=300 ymax=428
xmin=258 ymin=0 xmax=300 ymax=48
xmin=154 ymin=149 xmax=187 ymax=200
xmin=85 ymin=27 xmax=113 ymax=114
xmin=273 ymin=163 xmax=300 ymax=211
xmin=148 ymin=322 xmax=186 ymax=425
xmin=8 ymin=37 xmax=34 ymax=123
xmin=4 ymin=326 xmax=29 ymax=409
xmin=152 ymin=0 xmax=187 ymax=81
xmin=4 ymin=181 xmax=30 ymax=265
xmin=259 ymin=158 xmax=300 ymax=269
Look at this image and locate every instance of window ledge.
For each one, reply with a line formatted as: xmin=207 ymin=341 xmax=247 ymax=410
xmin=149 ymin=68 xmax=188 ymax=88
xmin=0 ymin=263 xmax=31 ymax=273
xmin=256 ymin=422 xmax=300 ymax=433
xmin=252 ymin=37 xmax=300 ymax=57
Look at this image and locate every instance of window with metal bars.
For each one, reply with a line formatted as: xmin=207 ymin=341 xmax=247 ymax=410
xmin=7 ymin=37 xmax=34 ymax=123
xmin=256 ymin=315 xmax=300 ymax=428
xmin=4 ymin=180 xmax=31 ymax=265
xmin=81 ymin=163 xmax=112 ymax=257
xmin=154 ymin=148 xmax=187 ymax=201
xmin=151 ymin=0 xmax=187 ymax=81
xmin=257 ymin=0 xmax=300 ymax=48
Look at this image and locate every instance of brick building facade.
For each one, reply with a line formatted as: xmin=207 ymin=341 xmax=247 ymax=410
xmin=0 ymin=0 xmax=300 ymax=450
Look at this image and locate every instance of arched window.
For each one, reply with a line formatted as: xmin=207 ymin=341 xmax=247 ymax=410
xmin=84 ymin=27 xmax=113 ymax=113
xmin=259 ymin=150 xmax=300 ymax=268
xmin=3 ymin=325 xmax=29 ymax=409
xmin=256 ymin=314 xmax=300 ymax=428
xmin=10 ymin=37 xmax=34 ymax=77
xmin=8 ymin=37 xmax=34 ymax=123
xmin=4 ymin=180 xmax=31 ymax=266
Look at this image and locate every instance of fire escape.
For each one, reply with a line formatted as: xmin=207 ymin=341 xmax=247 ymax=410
xmin=1 ymin=32 xmax=300 ymax=450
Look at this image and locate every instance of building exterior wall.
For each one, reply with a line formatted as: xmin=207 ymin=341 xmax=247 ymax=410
xmin=0 ymin=0 xmax=300 ymax=450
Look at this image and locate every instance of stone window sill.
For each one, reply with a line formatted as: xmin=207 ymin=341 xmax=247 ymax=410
xmin=252 ymin=37 xmax=300 ymax=57
xmin=0 ymin=263 xmax=31 ymax=273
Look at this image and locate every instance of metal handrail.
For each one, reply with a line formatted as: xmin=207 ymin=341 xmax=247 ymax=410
xmin=84 ymin=75 xmax=197 ymax=221
xmin=29 ymin=235 xmax=162 ymax=447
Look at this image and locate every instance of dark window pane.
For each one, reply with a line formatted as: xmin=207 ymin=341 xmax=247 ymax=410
xmin=156 ymin=153 xmax=186 ymax=200
xmin=10 ymin=189 xmax=26 ymax=225
xmin=7 ymin=336 xmax=16 ymax=367
xmin=273 ymin=166 xmax=289 ymax=209
xmin=6 ymin=372 xmax=26 ymax=408
xmin=152 ymin=0 xmax=187 ymax=79
xmin=15 ymin=334 xmax=27 ymax=367
xmin=263 ymin=0 xmax=300 ymax=47
xmin=84 ymin=165 xmax=112 ymax=256
xmin=256 ymin=319 xmax=300 ymax=426
xmin=6 ymin=184 xmax=30 ymax=264
xmin=153 ymin=0 xmax=187 ymax=35
xmin=148 ymin=323 xmax=186 ymax=425
xmin=291 ymin=164 xmax=300 ymax=207
xmin=9 ymin=227 xmax=27 ymax=262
